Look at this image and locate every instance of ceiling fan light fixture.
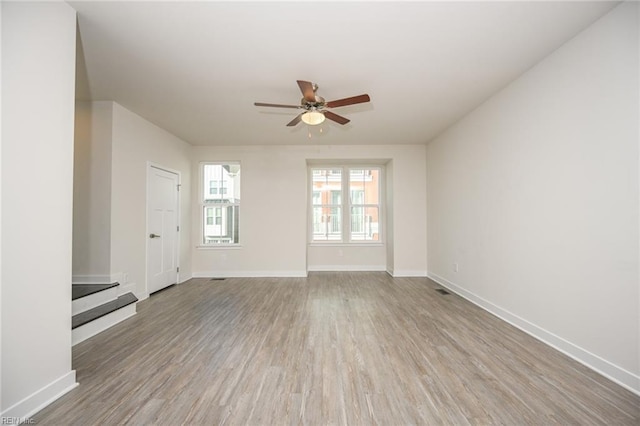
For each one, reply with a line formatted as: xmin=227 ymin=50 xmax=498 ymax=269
xmin=301 ymin=111 xmax=325 ymax=126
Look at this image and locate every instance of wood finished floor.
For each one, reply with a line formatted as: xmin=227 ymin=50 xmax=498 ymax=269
xmin=35 ymin=272 xmax=639 ymax=425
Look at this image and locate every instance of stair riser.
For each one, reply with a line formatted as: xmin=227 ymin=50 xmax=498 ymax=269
xmin=72 ymin=304 xmax=136 ymax=346
xmin=72 ymin=287 xmax=118 ymax=316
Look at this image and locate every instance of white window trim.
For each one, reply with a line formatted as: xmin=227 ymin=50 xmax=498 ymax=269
xmin=199 ymin=161 xmax=241 ymax=247
xmin=308 ymin=164 xmax=384 ymax=245
xmin=197 ymin=244 xmax=243 ymax=250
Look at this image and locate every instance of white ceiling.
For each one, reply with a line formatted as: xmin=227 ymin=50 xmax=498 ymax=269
xmin=70 ymin=1 xmax=618 ymax=146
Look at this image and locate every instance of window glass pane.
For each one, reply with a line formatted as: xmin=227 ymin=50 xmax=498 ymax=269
xmin=203 ymin=165 xmax=221 ymax=202
xmin=328 ymin=207 xmax=341 ymax=239
xmin=351 ymin=189 xmax=364 ymax=205
xmin=349 ymin=168 xmax=379 ymax=205
xmin=350 ymin=206 xmax=379 ymax=241
xmin=312 ymin=207 xmax=325 ymax=240
xmin=312 ymin=168 xmax=341 ymax=207
xmin=330 ymin=190 xmax=341 ymax=205
xmin=203 ymin=205 xmax=239 ymax=244
xmin=312 ymin=206 xmax=342 ymax=241
xmin=203 ymin=164 xmax=241 ymax=204
xmin=206 ymin=207 xmax=214 ymax=225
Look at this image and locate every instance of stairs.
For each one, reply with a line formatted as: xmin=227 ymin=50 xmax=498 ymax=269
xmin=72 ymin=283 xmax=138 ymax=345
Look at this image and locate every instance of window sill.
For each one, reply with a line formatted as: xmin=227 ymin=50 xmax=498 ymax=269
xmin=308 ymin=242 xmax=384 ymax=248
xmin=197 ymin=244 xmax=243 ymax=250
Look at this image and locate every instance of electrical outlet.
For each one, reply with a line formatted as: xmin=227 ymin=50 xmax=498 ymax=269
xmin=453 ymin=263 xmax=459 ymax=273
xmin=122 ymin=272 xmax=129 ymax=283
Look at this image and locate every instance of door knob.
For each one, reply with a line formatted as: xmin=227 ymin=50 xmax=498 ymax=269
xmin=149 ymin=233 xmax=161 ymax=238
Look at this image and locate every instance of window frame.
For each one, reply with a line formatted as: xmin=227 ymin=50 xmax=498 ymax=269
xmin=308 ymin=165 xmax=383 ymax=245
xmin=199 ymin=161 xmax=241 ymax=247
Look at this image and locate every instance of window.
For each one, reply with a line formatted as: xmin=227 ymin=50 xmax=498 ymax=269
xmin=310 ymin=166 xmax=381 ymax=242
xmin=201 ymin=163 xmax=240 ymax=245
xmin=209 ymin=180 xmax=229 ymax=195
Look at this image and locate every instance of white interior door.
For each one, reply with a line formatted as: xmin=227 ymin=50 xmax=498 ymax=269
xmin=147 ymin=166 xmax=179 ymax=294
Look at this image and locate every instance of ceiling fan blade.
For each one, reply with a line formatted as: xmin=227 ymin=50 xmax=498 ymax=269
xmin=324 ymin=111 xmax=350 ymax=125
xmin=326 ymin=94 xmax=370 ymax=108
xmin=296 ymin=80 xmax=316 ymax=103
xmin=286 ymin=114 xmax=303 ymax=127
xmin=254 ymin=102 xmax=300 ymax=109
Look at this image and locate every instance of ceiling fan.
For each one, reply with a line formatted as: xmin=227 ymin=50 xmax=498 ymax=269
xmin=254 ymin=80 xmax=371 ymax=127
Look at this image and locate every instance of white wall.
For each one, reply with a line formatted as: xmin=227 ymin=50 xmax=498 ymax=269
xmin=1 ymin=1 xmax=4 ymax=410
xmin=390 ymin=149 xmax=428 ymax=276
xmin=73 ymin=102 xmax=113 ymax=282
xmin=385 ymin=160 xmax=395 ymax=274
xmin=111 ymin=103 xmax=192 ymax=299
xmin=191 ymin=144 xmax=427 ymax=277
xmin=426 ymin=2 xmax=639 ymax=393
xmin=308 ymin=244 xmax=387 ymax=272
xmin=1 ymin=1 xmax=78 ymax=417
xmin=73 ymin=102 xmax=192 ymax=298
xmin=637 ymin=1 xmax=640 ymax=387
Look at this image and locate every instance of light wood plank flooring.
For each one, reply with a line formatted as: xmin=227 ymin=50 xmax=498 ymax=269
xmin=35 ymin=272 xmax=639 ymax=425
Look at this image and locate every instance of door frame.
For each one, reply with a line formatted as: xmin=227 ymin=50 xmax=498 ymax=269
xmin=145 ymin=162 xmax=181 ymax=296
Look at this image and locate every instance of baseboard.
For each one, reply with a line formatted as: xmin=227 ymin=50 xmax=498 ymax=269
xmin=427 ymin=272 xmax=640 ymax=396
xmin=179 ymin=273 xmax=193 ymax=284
xmin=193 ymin=269 xmax=425 ymax=277
xmin=307 ymin=265 xmax=387 ymax=272
xmin=193 ymin=270 xmax=308 ymax=278
xmin=72 ymin=274 xmax=112 ymax=284
xmin=1 ymin=370 xmax=78 ymax=420
xmin=391 ymin=269 xmax=428 ymax=277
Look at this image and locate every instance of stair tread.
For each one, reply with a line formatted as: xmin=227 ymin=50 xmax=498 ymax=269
xmin=72 ymin=283 xmax=119 ymax=300
xmin=72 ymin=292 xmax=138 ymax=329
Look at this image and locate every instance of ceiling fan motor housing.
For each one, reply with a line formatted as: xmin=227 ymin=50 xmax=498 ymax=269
xmin=301 ymin=95 xmax=325 ymax=111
